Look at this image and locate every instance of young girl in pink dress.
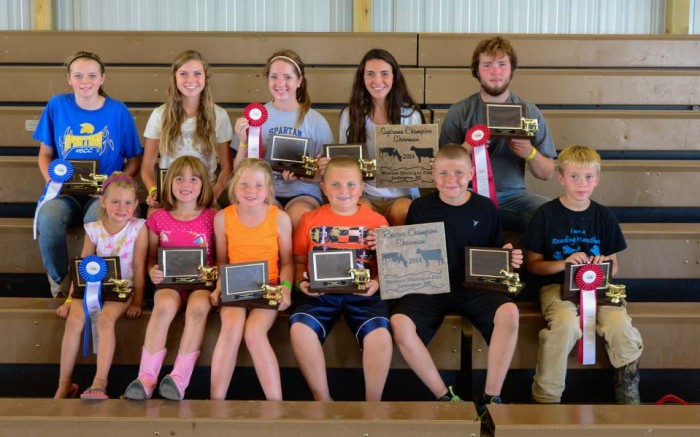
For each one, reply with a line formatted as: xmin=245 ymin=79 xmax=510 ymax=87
xmin=125 ymin=155 xmax=216 ymax=400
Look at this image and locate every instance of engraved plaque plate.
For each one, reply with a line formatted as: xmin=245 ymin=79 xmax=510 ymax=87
xmin=308 ymin=249 xmax=367 ymax=293
xmin=62 ymin=160 xmax=105 ymax=195
xmin=463 ymin=247 xmax=523 ymax=295
xmin=374 ymin=124 xmax=437 ymax=188
xmin=270 ymin=134 xmax=314 ymax=177
xmin=70 ymin=256 xmax=125 ymax=301
xmin=158 ymin=247 xmax=211 ymax=290
xmin=220 ymin=260 xmax=280 ymax=309
xmin=562 ymin=262 xmax=619 ymax=305
xmin=485 ymin=103 xmax=538 ymax=139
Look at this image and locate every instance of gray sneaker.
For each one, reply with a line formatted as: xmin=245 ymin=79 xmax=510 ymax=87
xmin=614 ymin=359 xmax=640 ymax=404
xmin=48 ymin=275 xmax=71 ymax=298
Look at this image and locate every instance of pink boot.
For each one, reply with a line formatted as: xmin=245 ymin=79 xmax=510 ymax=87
xmin=159 ymin=350 xmax=200 ymax=400
xmin=124 ymin=348 xmax=166 ymax=400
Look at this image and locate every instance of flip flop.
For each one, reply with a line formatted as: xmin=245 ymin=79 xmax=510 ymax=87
xmin=80 ymin=387 xmax=109 ymax=400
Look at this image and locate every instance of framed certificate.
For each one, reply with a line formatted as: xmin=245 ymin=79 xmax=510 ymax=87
xmin=70 ymin=256 xmax=127 ymax=301
xmin=463 ymin=247 xmax=523 ymax=295
xmin=157 ymin=247 xmax=212 ymax=290
xmin=220 ymin=260 xmax=281 ymax=309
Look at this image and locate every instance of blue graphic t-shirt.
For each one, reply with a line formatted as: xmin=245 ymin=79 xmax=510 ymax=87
xmin=520 ymin=198 xmax=627 ymax=284
xmin=33 ymin=93 xmax=142 ymax=175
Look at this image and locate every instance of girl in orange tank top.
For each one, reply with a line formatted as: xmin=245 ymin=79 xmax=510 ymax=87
xmin=209 ymin=159 xmax=293 ymax=400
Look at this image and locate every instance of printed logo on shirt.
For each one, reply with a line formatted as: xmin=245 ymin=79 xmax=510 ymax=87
xmin=551 ymin=227 xmax=601 ymax=260
xmin=268 ymin=126 xmax=302 ymax=137
xmin=60 ymin=123 xmax=115 ymax=156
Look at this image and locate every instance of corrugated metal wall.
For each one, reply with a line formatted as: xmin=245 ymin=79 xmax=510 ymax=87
xmin=373 ymin=0 xmax=666 ymax=33
xmin=0 ymin=0 xmax=696 ymax=33
xmin=54 ymin=0 xmax=353 ymax=31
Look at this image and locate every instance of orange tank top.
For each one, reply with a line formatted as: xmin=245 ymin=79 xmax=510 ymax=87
xmin=224 ymin=204 xmax=280 ymax=282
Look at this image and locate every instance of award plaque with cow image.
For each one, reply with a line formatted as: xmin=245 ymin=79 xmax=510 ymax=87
xmin=375 ymin=222 xmax=450 ymax=300
xmin=463 ymin=247 xmax=524 ymax=296
xmin=484 ymin=103 xmax=539 ymax=140
xmin=562 ymin=262 xmax=623 ymax=306
xmin=269 ymin=134 xmax=316 ymax=177
xmin=62 ymin=160 xmax=107 ymax=195
xmin=220 ymin=260 xmax=282 ymax=309
xmin=308 ymin=248 xmax=370 ymax=293
xmin=373 ymin=123 xmax=438 ymax=189
xmin=324 ymin=143 xmax=375 ymax=180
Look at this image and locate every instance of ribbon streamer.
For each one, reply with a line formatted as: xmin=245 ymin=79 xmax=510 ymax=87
xmin=79 ymin=255 xmax=107 ymax=357
xmin=33 ymin=159 xmax=74 ymax=239
xmin=465 ymin=126 xmax=498 ymax=208
xmin=243 ymin=103 xmax=268 ymax=159
xmin=576 ymin=264 xmax=603 ymax=364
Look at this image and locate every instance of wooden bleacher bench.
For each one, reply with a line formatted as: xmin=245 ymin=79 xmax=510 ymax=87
xmin=0 ymin=297 xmax=462 ymax=370
xmin=0 ymin=398 xmax=478 ymax=436
xmin=472 ymin=302 xmax=700 ymax=371
xmin=487 ymin=404 xmax=700 ymax=436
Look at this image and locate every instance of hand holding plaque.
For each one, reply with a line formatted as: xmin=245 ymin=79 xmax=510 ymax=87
xmin=562 ymin=262 xmax=621 ymax=306
xmin=485 ymin=103 xmax=539 ymax=139
xmin=308 ymin=249 xmax=370 ymax=294
xmin=220 ymin=261 xmax=282 ymax=309
xmin=157 ymin=247 xmax=214 ymax=290
xmin=462 ymin=247 xmax=524 ymax=295
xmin=269 ymin=134 xmax=315 ymax=177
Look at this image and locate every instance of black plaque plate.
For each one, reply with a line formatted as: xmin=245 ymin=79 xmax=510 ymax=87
xmin=562 ymin=262 xmax=620 ymax=306
xmin=462 ymin=247 xmax=523 ymax=295
xmin=485 ymin=103 xmax=538 ymax=139
xmin=62 ymin=160 xmax=106 ymax=195
xmin=308 ymin=249 xmax=367 ymax=293
xmin=157 ymin=247 xmax=212 ymax=290
xmin=70 ymin=256 xmax=127 ymax=301
xmin=270 ymin=134 xmax=315 ymax=177
xmin=220 ymin=260 xmax=281 ymax=309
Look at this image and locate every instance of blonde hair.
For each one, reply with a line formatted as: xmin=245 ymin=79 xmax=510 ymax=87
xmin=323 ymin=155 xmax=363 ymax=181
xmin=557 ymin=145 xmax=601 ymax=175
xmin=97 ymin=172 xmax=138 ymax=220
xmin=161 ymin=156 xmax=214 ymax=211
xmin=435 ymin=144 xmax=473 ymax=166
xmin=264 ymin=49 xmax=310 ymax=128
xmin=227 ymin=158 xmax=275 ymax=205
xmin=160 ymin=50 xmax=217 ymax=159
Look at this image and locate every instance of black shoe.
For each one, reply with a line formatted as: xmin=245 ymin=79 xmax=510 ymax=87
xmin=614 ymin=359 xmax=640 ymax=404
xmin=438 ymin=386 xmax=463 ymax=402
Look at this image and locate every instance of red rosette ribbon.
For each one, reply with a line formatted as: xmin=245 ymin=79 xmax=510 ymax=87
xmin=465 ymin=125 xmax=490 ymax=147
xmin=575 ymin=264 xmax=604 ymax=291
xmin=464 ymin=125 xmax=498 ymax=208
xmin=243 ymin=103 xmax=268 ymax=158
xmin=243 ymin=102 xmax=268 ymax=127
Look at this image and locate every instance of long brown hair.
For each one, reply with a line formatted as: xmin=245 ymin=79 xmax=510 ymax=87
xmin=160 ymin=50 xmax=217 ymax=158
xmin=65 ymin=51 xmax=108 ymax=97
xmin=345 ymin=49 xmax=423 ymax=144
xmin=264 ymin=49 xmax=310 ymax=128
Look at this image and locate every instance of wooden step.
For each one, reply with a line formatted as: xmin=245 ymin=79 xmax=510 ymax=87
xmin=488 ymin=404 xmax=700 ymax=437
xmin=0 ymin=398 xmax=477 ymax=437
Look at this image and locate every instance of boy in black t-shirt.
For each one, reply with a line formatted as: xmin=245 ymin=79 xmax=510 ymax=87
xmin=520 ymin=145 xmax=642 ymax=404
xmin=391 ymin=145 xmax=522 ymax=415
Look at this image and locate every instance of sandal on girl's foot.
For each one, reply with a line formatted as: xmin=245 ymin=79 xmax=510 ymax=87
xmin=69 ymin=383 xmax=79 ymax=398
xmin=80 ymin=387 xmax=109 ymax=400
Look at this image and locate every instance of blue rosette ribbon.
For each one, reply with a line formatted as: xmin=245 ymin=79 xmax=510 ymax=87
xmin=33 ymin=159 xmax=74 ymax=239
xmin=80 ymin=255 xmax=107 ymax=357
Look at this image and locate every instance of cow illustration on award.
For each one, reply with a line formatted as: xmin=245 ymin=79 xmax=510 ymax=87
xmin=375 ymin=222 xmax=450 ymax=300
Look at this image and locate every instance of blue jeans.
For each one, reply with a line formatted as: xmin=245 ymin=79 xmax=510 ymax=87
xmin=37 ymin=195 xmax=100 ymax=283
xmin=497 ymin=189 xmax=550 ymax=232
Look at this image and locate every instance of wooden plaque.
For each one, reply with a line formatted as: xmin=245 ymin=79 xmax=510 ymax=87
xmin=155 ymin=167 xmax=168 ymax=202
xmin=70 ymin=256 xmax=126 ymax=301
xmin=269 ymin=134 xmax=314 ymax=177
xmin=463 ymin=247 xmax=523 ymax=296
xmin=157 ymin=247 xmax=212 ymax=290
xmin=308 ymin=249 xmax=366 ymax=293
xmin=220 ymin=260 xmax=280 ymax=309
xmin=376 ymin=222 xmax=450 ymax=300
xmin=562 ymin=262 xmax=620 ymax=306
xmin=485 ymin=103 xmax=537 ymax=139
xmin=374 ymin=123 xmax=437 ymax=188
xmin=62 ymin=160 xmax=104 ymax=195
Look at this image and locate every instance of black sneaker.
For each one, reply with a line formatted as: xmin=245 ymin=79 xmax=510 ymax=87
xmin=476 ymin=394 xmax=502 ymax=417
xmin=438 ymin=386 xmax=463 ymax=402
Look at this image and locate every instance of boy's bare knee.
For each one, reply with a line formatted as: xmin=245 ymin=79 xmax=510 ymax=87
xmin=495 ymin=302 xmax=519 ymax=330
